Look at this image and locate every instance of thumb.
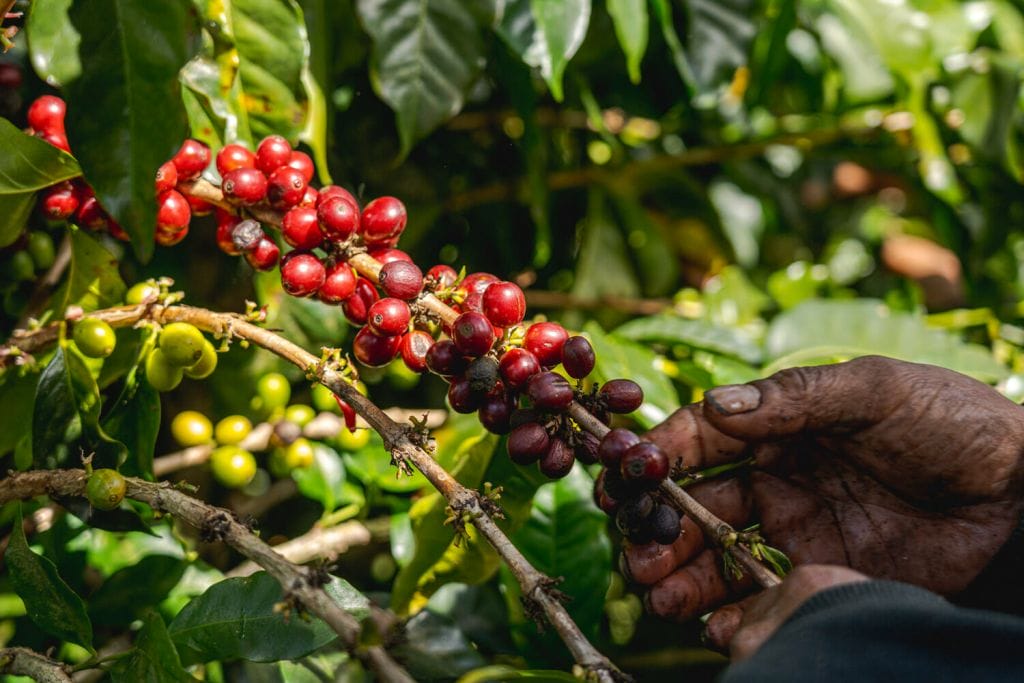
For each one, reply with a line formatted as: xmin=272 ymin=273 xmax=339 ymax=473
xmin=701 ymin=355 xmax=900 ymax=442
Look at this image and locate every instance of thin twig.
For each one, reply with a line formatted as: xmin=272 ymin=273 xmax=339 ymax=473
xmin=0 ymin=469 xmax=414 ymax=683
xmin=0 ymin=647 xmax=72 ymax=683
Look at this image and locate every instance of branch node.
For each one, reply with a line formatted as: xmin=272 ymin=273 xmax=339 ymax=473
xmin=479 ymin=483 xmax=505 ymax=520
xmin=199 ymin=510 xmax=235 ymax=543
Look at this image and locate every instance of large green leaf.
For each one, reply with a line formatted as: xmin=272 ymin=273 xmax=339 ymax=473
xmin=0 ymin=370 xmax=38 ymax=458
xmin=52 ymin=229 xmax=127 ymax=314
xmin=358 ymin=0 xmax=488 ymax=155
xmin=571 ymin=191 xmax=641 ymax=310
xmin=63 ymin=0 xmax=197 ymax=260
xmin=169 ymin=571 xmax=368 ymax=663
xmin=0 ymin=117 xmax=81 ymax=247
xmin=292 ymin=442 xmax=346 ymax=512
xmin=89 ymin=555 xmax=187 ymax=626
xmin=103 ymin=371 xmax=161 ymax=480
xmin=607 ymin=0 xmax=647 ymax=83
xmin=25 ymin=0 xmax=82 ymax=87
xmin=614 ymin=315 xmax=763 ymax=365
xmin=585 ymin=321 xmax=681 ymax=428
xmin=763 ymin=299 xmax=1008 ymax=382
xmin=111 ymin=611 xmax=195 ymax=683
xmin=5 ymin=504 xmax=93 ymax=651
xmin=391 ymin=609 xmax=487 ymax=679
xmin=497 ymin=0 xmax=591 ymax=102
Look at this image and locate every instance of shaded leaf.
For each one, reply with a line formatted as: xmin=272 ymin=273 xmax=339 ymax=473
xmin=649 ymin=0 xmax=697 ymax=91
xmin=293 ymin=442 xmax=346 ymax=512
xmin=458 ymin=667 xmax=580 ymax=683
xmin=53 ymin=494 xmax=155 ymax=535
xmin=571 ymin=191 xmax=641 ymax=308
xmin=103 ymin=374 xmax=161 ymax=480
xmin=52 ymin=228 xmax=127 ymax=314
xmin=25 ymin=0 xmax=82 ymax=86
xmin=391 ymin=609 xmax=487 ymax=679
xmin=89 ymin=555 xmax=187 ymax=625
xmin=614 ymin=315 xmax=763 ymax=364
xmin=111 ymin=611 xmax=195 ymax=683
xmin=4 ymin=504 xmax=93 ymax=651
xmin=0 ymin=370 xmax=38 ymax=458
xmin=343 ymin=431 xmax=427 ymax=494
xmin=32 ymin=347 xmax=84 ymax=469
xmin=607 ymin=0 xmax=647 ymax=83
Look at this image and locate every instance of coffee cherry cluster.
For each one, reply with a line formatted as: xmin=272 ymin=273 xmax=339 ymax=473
xmin=144 ymin=321 xmax=218 ymax=392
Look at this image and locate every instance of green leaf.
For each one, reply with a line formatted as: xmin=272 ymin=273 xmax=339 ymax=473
xmin=53 ymin=494 xmax=156 ymax=535
xmin=0 ymin=117 xmax=81 ymax=247
xmin=293 ymin=443 xmax=346 ymax=512
xmin=343 ymin=432 xmax=427 ymax=494
xmin=169 ymin=571 xmax=367 ymax=663
xmin=179 ymin=55 xmax=255 ymax=151
xmin=497 ymin=0 xmax=591 ymax=102
xmin=32 ymin=347 xmax=83 ymax=469
xmin=25 ymin=0 xmax=82 ymax=86
xmin=585 ymin=321 xmax=680 ymax=428
xmin=103 ymin=375 xmax=161 ymax=480
xmin=358 ymin=0 xmax=488 ymax=155
xmin=763 ymin=299 xmax=1008 ymax=382
xmin=571 ymin=191 xmax=641 ymax=310
xmin=392 ymin=609 xmax=487 ymax=679
xmin=614 ymin=314 xmax=763 ymax=364
xmin=111 ymin=611 xmax=196 ymax=683
xmin=52 ymin=229 xmax=127 ymax=314
xmin=4 ymin=504 xmax=93 ymax=651
xmin=607 ymin=0 xmax=647 ymax=83
xmin=63 ymin=0 xmax=198 ymax=260
xmin=89 ymin=555 xmax=187 ymax=626
xmin=0 ymin=370 xmax=38 ymax=458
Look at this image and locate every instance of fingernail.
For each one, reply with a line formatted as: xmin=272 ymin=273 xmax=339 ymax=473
xmin=705 ymin=384 xmax=761 ymax=415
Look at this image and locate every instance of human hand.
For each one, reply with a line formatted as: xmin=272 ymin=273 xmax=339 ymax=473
xmin=622 ymin=356 xmax=1024 ymax=624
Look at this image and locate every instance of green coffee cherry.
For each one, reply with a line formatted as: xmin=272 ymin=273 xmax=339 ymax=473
xmin=125 ymin=281 xmax=160 ymax=305
xmin=336 ymin=427 xmax=371 ymax=451
xmin=159 ymin=322 xmax=206 ymax=367
xmin=210 ymin=446 xmax=257 ymax=488
xmin=214 ymin=415 xmax=252 ymax=445
xmin=171 ymin=410 xmax=213 ymax=447
xmin=183 ymin=339 xmax=218 ymax=379
xmin=284 ymin=404 xmax=316 ymax=427
xmin=73 ymin=317 xmax=116 ymax=358
xmin=6 ymin=251 xmax=35 ymax=282
xmin=26 ymin=232 xmax=56 ymax=271
xmin=145 ymin=348 xmax=184 ymax=392
xmin=86 ymin=469 xmax=127 ymax=510
xmin=255 ymin=373 xmax=291 ymax=412
xmin=311 ymin=383 xmax=339 ymax=413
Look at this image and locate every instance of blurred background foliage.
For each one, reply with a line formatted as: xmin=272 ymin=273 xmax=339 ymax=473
xmin=3 ymin=0 xmax=1024 ymax=680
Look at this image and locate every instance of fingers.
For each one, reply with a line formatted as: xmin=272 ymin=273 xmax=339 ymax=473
xmin=702 ymin=355 xmax=902 ymax=442
xmin=643 ymin=550 xmax=755 ymax=622
xmin=704 ymin=594 xmax=760 ymax=653
xmin=644 ymin=403 xmax=749 ymax=471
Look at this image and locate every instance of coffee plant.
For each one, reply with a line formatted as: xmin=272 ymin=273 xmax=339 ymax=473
xmin=2 ymin=0 xmax=1024 ymax=681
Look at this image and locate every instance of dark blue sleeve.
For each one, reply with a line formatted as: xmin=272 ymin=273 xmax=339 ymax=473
xmin=721 ymin=580 xmax=1024 ymax=683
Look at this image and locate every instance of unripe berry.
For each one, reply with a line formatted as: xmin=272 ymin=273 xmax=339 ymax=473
xmin=317 ymin=196 xmax=359 ymax=242
xmin=145 ymin=348 xmax=184 ymax=392
xmin=255 ymin=134 xmax=292 ymax=175
xmin=341 ymin=277 xmax=379 ymax=325
xmin=539 ymin=438 xmax=575 ymax=479
xmin=378 ymin=260 xmax=423 ymax=300
xmin=215 ymin=415 xmax=252 ymax=445
xmin=73 ymin=317 xmax=116 ymax=358
xmin=425 ymin=339 xmax=468 ymax=377
xmin=155 ymin=162 xmax=178 ymax=194
xmin=482 ymin=281 xmax=526 ymax=328
xmin=256 ymin=373 xmax=291 ymax=412
xmin=507 ymin=423 xmax=549 ymax=465
xmin=367 ymin=297 xmax=411 ymax=337
xmin=280 ymin=251 xmax=326 ymax=297
xmin=171 ymin=410 xmax=213 ymax=447
xmin=561 ymin=336 xmax=595 ymax=379
xmin=216 ymin=143 xmax=256 ymax=175
xmin=399 ymin=330 xmax=433 ymax=373
xmin=156 ymin=189 xmax=191 ymax=234
xmin=287 ymin=150 xmax=315 ymax=182
xmin=598 ymin=428 xmax=641 ymax=468
xmin=600 ymin=379 xmax=643 ymax=414
xmin=318 ymin=262 xmax=357 ymax=303
xmin=27 ymin=232 xmax=56 ymax=271
xmin=267 ymin=166 xmax=307 ymax=209
xmin=222 ymin=167 xmax=268 ymax=204
xmin=159 ymin=322 xmax=207 ymax=367
xmin=86 ymin=469 xmax=126 ymax=510
xmin=360 ymin=196 xmax=407 ymax=245
xmin=183 ymin=339 xmax=218 ymax=379
xmin=171 ymin=139 xmax=211 ymax=179
xmin=210 ymin=446 xmax=256 ymax=488
xmin=527 ymin=371 xmax=574 ymax=411
xmin=283 ymin=437 xmax=315 ymax=469
xmin=352 ymin=326 xmax=401 ymax=367
xmin=498 ymin=347 xmax=540 ymax=390
xmin=620 ymin=442 xmax=669 ymax=488
xmin=27 ymin=96 xmax=66 ymax=135
xmin=524 ymin=322 xmax=569 ymax=367
xmin=451 ymin=311 xmax=494 ymax=357
xmin=244 ymin=237 xmax=280 ymax=271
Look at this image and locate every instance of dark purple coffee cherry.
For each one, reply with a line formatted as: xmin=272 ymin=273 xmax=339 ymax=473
xmin=574 ymin=431 xmax=601 ymax=465
xmin=650 ymin=504 xmax=682 ymax=545
xmin=620 ymin=442 xmax=669 ymax=489
xmin=508 ymin=423 xmax=550 ymax=465
xmin=378 ymin=260 xmax=423 ymax=300
xmin=539 ymin=438 xmax=574 ymax=479
xmin=600 ymin=379 xmax=644 ymax=413
xmin=597 ymin=428 xmax=641 ymax=468
xmin=527 ymin=371 xmax=574 ymax=412
xmin=426 ymin=339 xmax=469 ymax=377
xmin=447 ymin=377 xmax=480 ymax=414
xmin=615 ymin=493 xmax=654 ymax=536
xmin=561 ymin=336 xmax=595 ymax=379
xmin=509 ymin=407 xmax=542 ymax=430
xmin=452 ymin=311 xmax=495 ymax=357
xmin=479 ymin=391 xmax=515 ymax=435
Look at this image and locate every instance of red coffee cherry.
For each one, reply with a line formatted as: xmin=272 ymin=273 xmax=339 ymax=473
xmin=539 ymin=438 xmax=575 ymax=479
xmin=155 ymin=225 xmax=188 ymax=247
xmin=280 ymin=251 xmax=326 ymax=297
xmin=479 ymin=392 xmax=515 ymax=435
xmin=75 ymin=196 xmax=110 ymax=231
xmin=425 ymin=339 xmax=468 ymax=377
xmin=451 ymin=311 xmax=495 ymax=357
xmin=367 ymin=247 xmax=412 ymax=265
xmin=561 ymin=336 xmax=595 ymax=379
xmin=498 ymin=347 xmax=540 ymax=390
xmin=447 ymin=376 xmax=481 ymax=414
xmin=171 ymin=139 xmax=211 ymax=179
xmin=524 ymin=322 xmax=569 ymax=367
xmin=216 ymin=144 xmax=256 ymax=175
xmin=156 ymin=189 xmax=191 ymax=233
xmin=360 ymin=196 xmax=407 ymax=245
xmin=317 ymin=196 xmax=359 ymax=242
xmin=155 ymin=162 xmax=178 ymax=194
xmin=244 ymin=236 xmax=280 ymax=271
xmin=281 ymin=207 xmax=323 ymax=250
xmin=458 ymin=272 xmax=499 ymax=297
xmin=27 ymin=95 xmax=66 ymax=135
xmin=39 ymin=181 xmax=79 ymax=220
xmin=526 ymin=371 xmax=574 ymax=412
xmin=318 ymin=262 xmax=357 ymax=303
xmin=482 ymin=281 xmax=526 ymax=328
xmin=216 ymin=217 xmax=243 ymax=255
xmin=38 ymin=130 xmax=71 ymax=153
xmin=378 ymin=260 xmax=423 ymax=300
xmin=399 ymin=330 xmax=434 ymax=373
xmin=507 ymin=423 xmax=550 ymax=465
xmin=299 ymin=185 xmax=319 ymax=207
xmin=267 ymin=166 xmax=307 ymax=209
xmin=255 ymin=135 xmax=292 ymax=175
xmin=600 ymin=379 xmax=644 ymax=413
xmin=318 ymin=185 xmax=358 ymax=208
xmin=597 ymin=428 xmax=641 ymax=468
xmin=222 ymin=167 xmax=268 ymax=204
xmin=286 ymin=150 xmax=315 ymax=182
xmin=425 ymin=264 xmax=458 ymax=289
xmin=367 ymin=297 xmax=411 ymax=337
xmin=341 ymin=277 xmax=379 ymax=325
xmin=620 ymin=442 xmax=669 ymax=488
xmin=352 ymin=326 xmax=401 ymax=367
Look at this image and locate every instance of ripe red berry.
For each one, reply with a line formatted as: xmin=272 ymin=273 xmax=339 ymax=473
xmin=280 ymin=251 xmax=326 ymax=297
xmin=341 ymin=277 xmax=379 ymax=325
xmin=38 ymin=131 xmax=71 ymax=153
xmin=600 ymin=379 xmax=643 ymax=413
xmin=451 ymin=311 xmax=495 ymax=357
xmin=171 ymin=139 xmax=211 ymax=179
xmin=620 ymin=442 xmax=669 ymax=488
xmin=255 ymin=135 xmax=292 ymax=175
xmin=39 ymin=182 xmax=79 ymax=220
xmin=281 ymin=207 xmax=323 ymax=250
xmin=27 ymin=96 xmax=66 ymax=135
xmin=155 ymin=162 xmax=178 ymax=194
xmin=425 ymin=339 xmax=468 ymax=377
xmin=299 ymin=185 xmax=319 ymax=207
xmin=479 ymin=392 xmax=515 ymax=434
xmin=216 ymin=217 xmax=243 ymax=255
xmin=222 ymin=167 xmax=268 ymax=204
xmin=287 ymin=151 xmax=315 ymax=182
xmin=157 ymin=189 xmax=191 ymax=233
xmin=539 ymin=438 xmax=575 ymax=479
xmin=378 ymin=260 xmax=423 ymax=300
xmin=216 ymin=143 xmax=256 ymax=175
xmin=267 ymin=166 xmax=307 ymax=209
xmin=526 ymin=371 xmax=574 ymax=412
xmin=425 ymin=264 xmax=458 ymax=289
xmin=75 ymin=196 xmax=109 ymax=231
xmin=185 ymin=193 xmax=214 ymax=216
xmin=446 ymin=376 xmax=481 ymax=414
xmin=561 ymin=336 xmax=595 ymax=379
xmin=318 ymin=262 xmax=357 ymax=303
xmin=459 ymin=272 xmax=499 ymax=297
xmin=318 ymin=185 xmax=358 ymax=208
xmin=352 ymin=326 xmax=401 ymax=367
xmin=317 ymin=196 xmax=359 ymax=242
xmin=598 ymin=428 xmax=641 ymax=468
xmin=367 ymin=247 xmax=412 ymax=265
xmin=482 ymin=281 xmax=526 ymax=328
xmin=524 ymin=322 xmax=569 ymax=367
xmin=399 ymin=330 xmax=433 ymax=373
xmin=498 ymin=347 xmax=540 ymax=390
xmin=367 ymin=297 xmax=411 ymax=337
xmin=360 ymin=196 xmax=407 ymax=245
xmin=155 ymin=225 xmax=188 ymax=246
xmin=244 ymin=236 xmax=280 ymax=271
xmin=507 ymin=423 xmax=549 ymax=465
